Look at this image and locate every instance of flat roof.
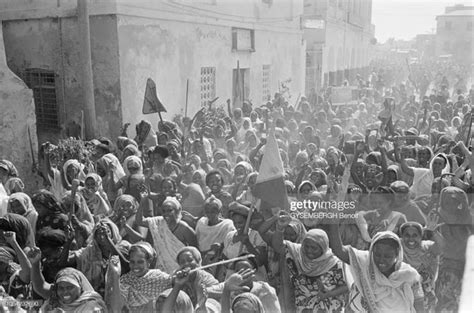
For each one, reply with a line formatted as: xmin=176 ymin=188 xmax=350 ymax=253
xmin=437 ymin=9 xmax=474 ymax=18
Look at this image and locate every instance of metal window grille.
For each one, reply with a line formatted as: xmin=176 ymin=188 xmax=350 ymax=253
xmin=23 ymin=69 xmax=59 ymax=131
xmin=200 ymin=67 xmax=216 ymax=106
xmin=262 ymin=65 xmax=271 ymax=103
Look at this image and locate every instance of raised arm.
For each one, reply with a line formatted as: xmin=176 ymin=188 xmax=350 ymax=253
xmin=328 ymin=222 xmax=350 ymax=264
xmin=57 ymin=227 xmax=76 ymax=267
xmin=136 ymin=196 xmax=151 ymax=227
xmin=294 ymin=164 xmax=311 ymax=194
xmin=394 ymin=141 xmax=414 ymax=177
xmin=27 ymin=247 xmax=52 ymax=300
xmin=258 ymin=215 xmax=278 ymax=245
xmin=350 ymin=151 xmax=368 ymax=193
xmin=119 ymin=217 xmax=147 ymax=242
xmin=105 ymin=256 xmax=124 ymax=313
xmin=425 ymin=211 xmax=445 ymax=255
xmin=379 ymin=144 xmax=389 ymax=185
xmin=270 ymin=213 xmax=291 ymax=254
xmin=249 ymin=138 xmax=266 ymax=168
xmin=160 ymin=269 xmax=192 ymax=313
xmin=4 ymin=232 xmax=30 ymax=283
xmin=41 ymin=143 xmax=54 ymax=181
xmin=221 ymin=269 xmax=256 ymax=313
xmin=337 ymin=157 xmax=352 ymax=202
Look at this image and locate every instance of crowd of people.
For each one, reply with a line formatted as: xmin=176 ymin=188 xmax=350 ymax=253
xmin=0 ymin=62 xmax=473 ymax=313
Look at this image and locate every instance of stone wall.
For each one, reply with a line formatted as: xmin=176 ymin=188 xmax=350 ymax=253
xmin=117 ymin=15 xmax=305 ymax=130
xmin=0 ymin=23 xmax=40 ymax=193
xmin=2 ymin=15 xmax=122 ymax=143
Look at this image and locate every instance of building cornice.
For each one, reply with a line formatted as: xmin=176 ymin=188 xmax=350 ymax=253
xmin=0 ymin=1 xmax=303 ymax=35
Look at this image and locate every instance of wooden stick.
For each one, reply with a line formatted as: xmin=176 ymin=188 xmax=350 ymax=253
xmin=294 ymin=92 xmax=301 ymax=109
xmin=184 ymin=79 xmax=189 ymax=120
xmin=27 ymin=125 xmax=36 ymax=172
xmin=81 ymin=110 xmax=85 ymax=140
xmin=465 ymin=110 xmax=472 ymax=147
xmin=68 ymin=179 xmax=80 ymax=227
xmin=190 ymin=254 xmax=255 ymax=273
xmin=237 ymin=206 xmax=254 ymax=256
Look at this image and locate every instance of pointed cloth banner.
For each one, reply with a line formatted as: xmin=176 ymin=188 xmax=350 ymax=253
xmin=143 ymin=78 xmax=167 ymax=114
xmin=254 ymin=130 xmax=289 ymax=211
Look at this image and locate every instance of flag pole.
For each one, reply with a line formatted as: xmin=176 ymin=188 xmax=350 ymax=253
xmin=158 ymin=111 xmax=164 ymax=126
xmin=237 ymin=205 xmax=254 ymax=256
xmin=234 ymin=60 xmax=241 ymax=109
xmin=80 ymin=110 xmax=85 ymax=140
xmin=184 ymin=79 xmax=189 ymax=120
xmin=465 ymin=110 xmax=472 ymax=146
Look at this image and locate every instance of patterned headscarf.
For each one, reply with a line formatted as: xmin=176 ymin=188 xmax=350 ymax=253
xmin=400 ymin=222 xmax=423 ymax=238
xmin=234 ymin=161 xmax=253 ymax=176
xmin=162 ymin=195 xmax=181 ymax=208
xmin=130 ymin=241 xmax=157 ymax=262
xmin=113 ymin=194 xmax=139 ymax=218
xmin=123 ymin=155 xmax=143 ymax=176
xmin=0 ymin=213 xmax=32 ymax=249
xmin=31 ymin=189 xmax=64 ymax=215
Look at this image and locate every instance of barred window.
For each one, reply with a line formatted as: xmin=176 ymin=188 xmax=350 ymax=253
xmin=262 ymin=65 xmax=271 ymax=103
xmin=200 ymin=67 xmax=216 ymax=106
xmin=23 ymin=69 xmax=59 ymax=131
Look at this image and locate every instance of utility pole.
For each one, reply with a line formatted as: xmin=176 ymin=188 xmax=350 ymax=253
xmin=77 ymin=0 xmax=97 ymax=139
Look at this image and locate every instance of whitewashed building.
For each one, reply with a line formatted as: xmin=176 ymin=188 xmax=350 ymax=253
xmin=0 ymin=0 xmax=306 ymax=143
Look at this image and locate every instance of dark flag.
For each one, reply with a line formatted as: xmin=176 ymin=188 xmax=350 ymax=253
xmin=143 ymin=78 xmax=167 ymax=114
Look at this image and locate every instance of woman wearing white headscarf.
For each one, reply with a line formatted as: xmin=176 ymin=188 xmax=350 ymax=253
xmin=7 ymin=192 xmax=38 ymax=238
xmin=273 ymin=217 xmax=348 ymax=313
xmin=328 ymin=223 xmax=425 ymax=313
xmin=63 ymin=159 xmax=87 ymax=190
xmin=96 ymin=153 xmax=126 ymax=204
xmin=136 ymin=196 xmax=197 ymax=273
xmin=80 ymin=173 xmax=111 ymax=217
